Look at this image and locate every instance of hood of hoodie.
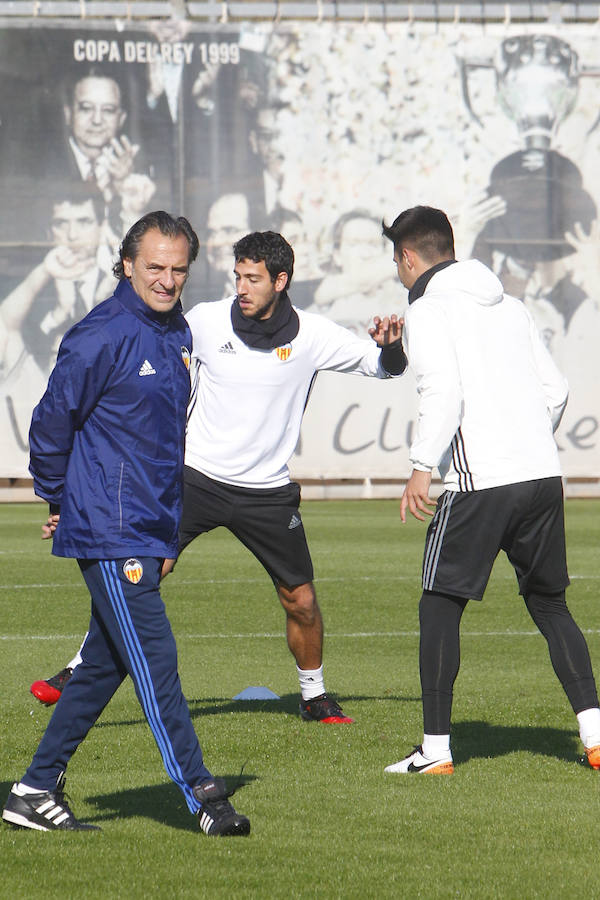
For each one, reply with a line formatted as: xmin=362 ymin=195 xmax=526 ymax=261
xmin=425 ymin=259 xmax=504 ymax=308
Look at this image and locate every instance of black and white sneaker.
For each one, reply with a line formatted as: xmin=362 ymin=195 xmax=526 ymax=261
xmin=193 ymin=777 xmax=250 ymax=837
xmin=2 ymin=775 xmax=100 ymax=831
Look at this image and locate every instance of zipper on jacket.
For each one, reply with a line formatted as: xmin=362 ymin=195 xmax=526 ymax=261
xmin=117 ymin=462 xmax=124 ymax=532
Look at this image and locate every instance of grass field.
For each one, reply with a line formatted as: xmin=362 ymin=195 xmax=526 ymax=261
xmin=1 ymin=499 xmax=600 ymax=899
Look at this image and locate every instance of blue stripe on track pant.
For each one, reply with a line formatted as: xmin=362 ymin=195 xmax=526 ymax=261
xmin=23 ymin=557 xmax=210 ymax=813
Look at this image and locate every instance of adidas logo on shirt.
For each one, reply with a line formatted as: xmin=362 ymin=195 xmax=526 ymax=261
xmin=139 ymin=360 xmax=157 ymax=376
xmin=218 ymin=342 xmax=236 ymax=354
xmin=288 ymin=514 xmax=302 ymax=530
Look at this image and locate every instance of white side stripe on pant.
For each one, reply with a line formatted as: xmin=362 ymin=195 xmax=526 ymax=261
xmin=423 ymin=491 xmax=455 ymax=591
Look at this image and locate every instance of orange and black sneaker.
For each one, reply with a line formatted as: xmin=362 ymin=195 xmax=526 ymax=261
xmin=585 ymin=746 xmax=600 ymax=770
xmin=299 ymin=693 xmax=354 ymax=724
xmin=384 ymin=745 xmax=454 ymax=774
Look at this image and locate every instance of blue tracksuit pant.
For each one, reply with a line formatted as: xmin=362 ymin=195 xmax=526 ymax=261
xmin=23 ymin=557 xmax=210 ymax=813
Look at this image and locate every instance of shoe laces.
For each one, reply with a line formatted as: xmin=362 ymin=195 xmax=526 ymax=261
xmin=53 ymin=775 xmax=74 ymax=814
xmin=308 ymin=694 xmax=342 ymax=715
xmin=214 ymin=762 xmax=248 ymax=804
xmin=197 ymin=763 xmax=248 ymax=811
xmin=47 ymin=668 xmax=72 ymax=690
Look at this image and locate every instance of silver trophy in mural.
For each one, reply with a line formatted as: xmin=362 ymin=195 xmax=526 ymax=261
xmin=460 ymin=33 xmax=598 ymax=262
xmin=462 ymin=34 xmax=580 ymax=149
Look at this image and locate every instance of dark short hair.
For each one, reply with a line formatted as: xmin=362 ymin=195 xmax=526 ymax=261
xmin=64 ymin=66 xmax=126 ymax=110
xmin=113 ymin=211 xmax=199 ymax=280
xmin=49 ymin=180 xmax=105 ymax=225
xmin=332 ymin=209 xmax=380 ymax=251
xmin=382 ymin=205 xmax=455 ymax=261
xmin=266 ymin=206 xmax=302 ymax=234
xmin=233 ymin=230 xmax=294 ymax=289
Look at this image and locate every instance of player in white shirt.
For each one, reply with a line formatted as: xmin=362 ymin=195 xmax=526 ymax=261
xmin=31 ymin=230 xmax=407 ymax=723
xmin=379 ymin=206 xmax=600 ymax=774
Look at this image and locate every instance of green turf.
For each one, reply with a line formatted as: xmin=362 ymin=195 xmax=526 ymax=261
xmin=1 ymin=499 xmax=599 ymax=898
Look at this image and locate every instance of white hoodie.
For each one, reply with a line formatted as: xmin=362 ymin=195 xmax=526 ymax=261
xmin=404 ymin=259 xmax=568 ymax=491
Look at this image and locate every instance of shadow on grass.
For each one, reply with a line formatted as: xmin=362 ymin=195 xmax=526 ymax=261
xmin=94 ymin=692 xmax=421 ymax=729
xmin=0 ymin=777 xmax=257 ymax=832
xmin=0 ymin=781 xmax=14 ymax=803
xmin=86 ymin=772 xmax=258 ymax=831
xmin=452 ymin=720 xmax=585 ymax=765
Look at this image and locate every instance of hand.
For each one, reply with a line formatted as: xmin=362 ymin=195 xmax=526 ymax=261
xmin=41 ymin=513 xmax=60 ymax=540
xmin=147 ymin=59 xmax=167 ymax=103
xmin=192 ymin=62 xmax=220 ymax=107
xmin=368 ymin=314 xmax=403 ymax=346
xmin=161 ymin=558 xmax=176 ymax=579
xmin=466 ymin=191 xmax=506 ymax=234
xmin=400 ymin=469 xmax=436 ymax=522
xmin=44 ymin=245 xmax=93 ymax=282
xmin=117 ymin=173 xmax=157 ymax=220
xmin=96 ymin=136 xmax=140 ymax=189
xmin=563 ymin=218 xmax=600 ymax=296
xmin=453 ymin=190 xmax=506 ymax=257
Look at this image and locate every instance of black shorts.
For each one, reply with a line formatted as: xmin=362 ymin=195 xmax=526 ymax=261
xmin=179 ymin=467 xmax=314 ymax=588
xmin=422 ymin=476 xmax=569 ymax=600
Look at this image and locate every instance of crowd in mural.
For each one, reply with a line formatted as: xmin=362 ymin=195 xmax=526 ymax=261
xmin=1 ymin=19 xmax=599 ymax=478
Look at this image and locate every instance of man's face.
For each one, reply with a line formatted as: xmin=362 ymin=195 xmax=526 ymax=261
xmin=250 ymin=109 xmax=284 ymax=178
xmin=339 ymin=218 xmax=383 ymax=263
xmin=281 ymin=219 xmax=311 ymax=279
xmin=235 ymin=258 xmax=287 ymax=320
xmin=65 ymin=77 xmax=126 ymax=159
xmin=123 ymin=229 xmax=190 ymax=313
xmin=51 ymin=199 xmax=101 ymax=262
xmin=206 ymin=195 xmax=250 ymax=272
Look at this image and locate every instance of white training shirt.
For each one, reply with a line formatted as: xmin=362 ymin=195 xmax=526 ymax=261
xmin=404 ymin=259 xmax=568 ymax=491
xmin=184 ymin=297 xmax=391 ymax=488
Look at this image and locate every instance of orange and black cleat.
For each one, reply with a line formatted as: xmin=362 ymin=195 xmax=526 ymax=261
xmin=299 ymin=693 xmax=354 ymax=724
xmin=30 ymin=668 xmax=73 ymax=706
xmin=584 ymin=746 xmax=600 ymax=770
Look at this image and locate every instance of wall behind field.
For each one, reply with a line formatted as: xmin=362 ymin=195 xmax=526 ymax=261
xmin=2 ymin=3 xmax=599 ymax=490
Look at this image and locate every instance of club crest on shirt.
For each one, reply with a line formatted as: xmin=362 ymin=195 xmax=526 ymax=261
xmin=181 ymin=346 xmax=191 ymax=370
xmin=276 ymin=344 xmax=292 ymax=362
xmin=123 ymin=558 xmax=143 ymax=584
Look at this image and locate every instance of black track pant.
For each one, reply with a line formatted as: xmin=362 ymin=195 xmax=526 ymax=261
xmin=419 ymin=589 xmax=598 ymax=735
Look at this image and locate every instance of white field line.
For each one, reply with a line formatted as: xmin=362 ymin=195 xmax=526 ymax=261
xmin=1 ymin=573 xmax=598 ymax=590
xmin=4 ymin=629 xmax=600 ymax=641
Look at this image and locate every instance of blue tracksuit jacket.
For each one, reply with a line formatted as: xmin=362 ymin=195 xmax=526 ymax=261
xmin=29 ymin=278 xmax=192 ymax=559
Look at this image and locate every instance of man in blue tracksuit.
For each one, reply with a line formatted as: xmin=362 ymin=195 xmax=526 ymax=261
xmin=2 ymin=211 xmax=249 ymax=837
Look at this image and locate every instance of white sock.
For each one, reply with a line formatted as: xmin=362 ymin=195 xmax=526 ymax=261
xmin=297 ymin=665 xmax=325 ymax=701
xmin=15 ymin=782 xmax=45 ymax=795
xmin=577 ymin=707 xmax=600 ymax=748
xmin=66 ymin=633 xmax=88 ymax=670
xmin=422 ymin=733 xmax=451 ymax=758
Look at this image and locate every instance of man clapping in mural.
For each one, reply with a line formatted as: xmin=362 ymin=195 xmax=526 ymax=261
xmin=30 ymin=230 xmax=406 ymax=724
xmin=46 ymin=68 xmax=157 ymax=237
